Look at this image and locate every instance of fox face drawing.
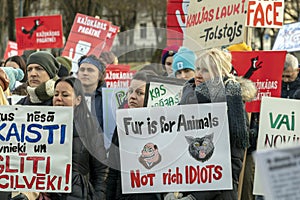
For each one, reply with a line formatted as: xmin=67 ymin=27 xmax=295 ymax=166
xmin=185 ymin=133 xmax=214 ymax=162
xmin=21 ymin=19 xmax=44 ymax=39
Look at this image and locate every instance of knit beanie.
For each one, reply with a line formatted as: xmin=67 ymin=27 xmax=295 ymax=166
xmin=0 ymin=68 xmax=9 ymax=91
xmin=27 ymin=51 xmax=60 ymax=79
xmin=2 ymin=67 xmax=24 ymax=91
xmin=57 ymin=56 xmax=72 ymax=77
xmin=161 ymin=45 xmax=179 ymax=65
xmin=172 ymin=47 xmax=196 ymax=74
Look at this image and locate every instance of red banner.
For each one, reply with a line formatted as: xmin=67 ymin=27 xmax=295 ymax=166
xmin=15 ymin=15 xmax=63 ymax=50
xmin=3 ymin=41 xmax=24 ymax=60
xmin=167 ymin=0 xmax=190 ymax=46
xmin=62 ymin=13 xmax=111 ymax=72
xmin=105 ymin=64 xmax=136 ymax=88
xmin=231 ymin=51 xmax=286 ymax=113
xmin=103 ymin=25 xmax=119 ymax=51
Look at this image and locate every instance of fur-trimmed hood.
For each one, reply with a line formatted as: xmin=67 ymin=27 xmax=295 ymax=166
xmin=235 ymin=76 xmax=257 ymax=102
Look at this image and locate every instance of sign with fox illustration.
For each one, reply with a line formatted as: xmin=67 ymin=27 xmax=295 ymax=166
xmin=116 ymin=103 xmax=232 ymax=193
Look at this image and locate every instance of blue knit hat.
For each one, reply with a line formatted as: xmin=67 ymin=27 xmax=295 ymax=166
xmin=2 ymin=67 xmax=24 ymax=91
xmin=172 ymin=47 xmax=196 ymax=74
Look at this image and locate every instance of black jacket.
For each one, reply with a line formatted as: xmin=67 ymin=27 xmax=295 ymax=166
xmin=16 ymin=95 xmax=53 ymax=105
xmin=281 ymin=77 xmax=300 ymax=99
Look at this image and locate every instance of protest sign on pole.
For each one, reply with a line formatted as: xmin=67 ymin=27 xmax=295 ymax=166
xmin=61 ymin=13 xmax=111 ymax=73
xmin=254 ymin=145 xmax=300 ymax=200
xmin=231 ymin=51 xmax=286 ymax=112
xmin=103 ymin=25 xmax=119 ymax=52
xmin=15 ymin=15 xmax=63 ymax=50
xmin=253 ymin=97 xmax=300 ymax=195
xmin=116 ymin=103 xmax=232 ymax=193
xmin=272 ymin=22 xmax=300 ymax=52
xmin=3 ymin=41 xmax=24 ymax=60
xmin=184 ymin=0 xmax=248 ymax=51
xmin=144 ymin=75 xmax=185 ymax=107
xmin=105 ymin=64 xmax=136 ymax=88
xmin=0 ymin=106 xmax=73 ymax=192
xmin=246 ymin=0 xmax=284 ymax=28
xmin=167 ymin=0 xmax=190 ymax=46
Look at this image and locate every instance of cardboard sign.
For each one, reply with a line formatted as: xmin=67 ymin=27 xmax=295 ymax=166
xmin=167 ymin=0 xmax=190 ymax=46
xmin=105 ymin=64 xmax=135 ymax=88
xmin=231 ymin=51 xmax=286 ymax=112
xmin=272 ymin=22 xmax=300 ymax=52
xmin=254 ymin=145 xmax=300 ymax=200
xmin=103 ymin=25 xmax=119 ymax=51
xmin=184 ymin=0 xmax=248 ymax=51
xmin=145 ymin=75 xmax=185 ymax=107
xmin=0 ymin=106 xmax=73 ymax=192
xmin=117 ymin=103 xmax=232 ymax=193
xmin=246 ymin=0 xmax=284 ymax=28
xmin=62 ymin=13 xmax=111 ymax=72
xmin=15 ymin=15 xmax=63 ymax=50
xmin=253 ymin=97 xmax=300 ymax=195
xmin=3 ymin=41 xmax=24 ymax=60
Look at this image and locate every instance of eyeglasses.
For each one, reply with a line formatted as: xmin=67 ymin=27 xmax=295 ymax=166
xmin=282 ymin=75 xmax=291 ymax=78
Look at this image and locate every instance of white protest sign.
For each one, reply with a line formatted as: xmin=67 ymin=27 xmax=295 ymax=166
xmin=184 ymin=0 xmax=248 ymax=51
xmin=0 ymin=106 xmax=73 ymax=192
xmin=246 ymin=0 xmax=284 ymax=28
xmin=254 ymin=97 xmax=300 ymax=195
xmin=116 ymin=103 xmax=232 ymax=193
xmin=254 ymin=146 xmax=300 ymax=200
xmin=146 ymin=76 xmax=185 ymax=107
xmin=272 ymin=22 xmax=300 ymax=52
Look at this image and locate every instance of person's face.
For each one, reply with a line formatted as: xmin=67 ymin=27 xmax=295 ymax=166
xmin=5 ymin=61 xmax=20 ymax=69
xmin=53 ymin=81 xmax=81 ymax=107
xmin=175 ymin=68 xmax=195 ymax=80
xmin=27 ymin=64 xmax=50 ymax=87
xmin=165 ymin=56 xmax=174 ymax=75
xmin=127 ymin=79 xmax=146 ymax=108
xmin=194 ymin=67 xmax=204 ymax=86
xmin=282 ymin=66 xmax=299 ymax=83
xmin=77 ymin=63 xmax=101 ymax=88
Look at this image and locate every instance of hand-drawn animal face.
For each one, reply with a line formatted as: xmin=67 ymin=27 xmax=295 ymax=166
xmin=185 ymin=133 xmax=214 ymax=162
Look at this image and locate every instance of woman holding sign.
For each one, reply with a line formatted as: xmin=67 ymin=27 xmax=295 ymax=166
xmin=169 ymin=48 xmax=256 ymax=200
xmin=38 ymin=76 xmax=108 ymax=200
xmin=106 ymin=70 xmax=162 ymax=200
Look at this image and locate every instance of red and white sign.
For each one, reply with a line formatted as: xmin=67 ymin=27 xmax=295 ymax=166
xmin=105 ymin=64 xmax=135 ymax=88
xmin=103 ymin=25 xmax=119 ymax=51
xmin=15 ymin=15 xmax=63 ymax=50
xmin=3 ymin=41 xmax=24 ymax=60
xmin=246 ymin=0 xmax=284 ymax=28
xmin=62 ymin=13 xmax=111 ymax=73
xmin=167 ymin=0 xmax=190 ymax=46
xmin=231 ymin=51 xmax=286 ymax=112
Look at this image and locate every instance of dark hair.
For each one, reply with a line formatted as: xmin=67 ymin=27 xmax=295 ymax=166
xmin=99 ymin=51 xmax=117 ymax=65
xmin=132 ymin=70 xmax=158 ymax=82
xmin=4 ymin=55 xmax=27 ymax=82
xmin=54 ymin=76 xmax=98 ymax=130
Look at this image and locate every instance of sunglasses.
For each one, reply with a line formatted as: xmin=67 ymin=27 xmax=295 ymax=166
xmin=282 ymin=75 xmax=292 ymax=78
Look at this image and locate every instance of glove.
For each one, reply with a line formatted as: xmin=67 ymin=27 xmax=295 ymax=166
xmin=10 ymin=193 xmax=29 ymax=200
xmin=164 ymin=192 xmax=184 ymax=200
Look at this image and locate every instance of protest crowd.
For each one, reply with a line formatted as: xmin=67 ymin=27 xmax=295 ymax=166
xmin=1 ymin=1 xmax=300 ymax=200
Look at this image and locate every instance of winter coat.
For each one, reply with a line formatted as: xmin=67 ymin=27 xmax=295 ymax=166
xmin=179 ymin=78 xmax=198 ymax=105
xmin=181 ymin=76 xmax=254 ymax=200
xmin=106 ymin=127 xmax=162 ymax=200
xmin=50 ymin=125 xmax=108 ymax=200
xmin=281 ymin=76 xmax=300 ymax=99
xmin=89 ymin=83 xmax=105 ymax=131
xmin=16 ymin=95 xmax=53 ymax=105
